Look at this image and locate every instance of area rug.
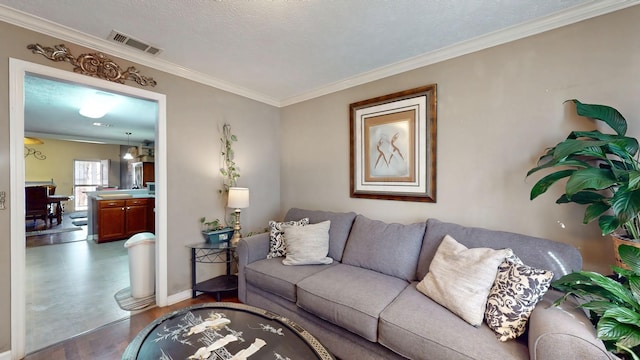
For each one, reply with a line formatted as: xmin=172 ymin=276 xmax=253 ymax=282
xmin=68 ymin=211 xmax=87 ymax=219
xmin=72 ymin=219 xmax=88 ymax=226
xmin=114 ymin=287 xmax=156 ymax=311
xmin=26 ymin=227 xmax=82 ymax=236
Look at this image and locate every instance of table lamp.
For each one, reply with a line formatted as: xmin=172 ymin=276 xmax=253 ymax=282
xmin=227 ymin=187 xmax=249 ymax=246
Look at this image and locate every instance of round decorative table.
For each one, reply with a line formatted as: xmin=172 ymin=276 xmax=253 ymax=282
xmin=123 ymin=302 xmax=334 ymax=360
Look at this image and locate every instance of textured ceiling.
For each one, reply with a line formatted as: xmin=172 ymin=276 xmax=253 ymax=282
xmin=1 ymin=0 xmax=618 ymax=103
xmin=24 ymin=75 xmax=157 ymax=144
xmin=2 ymin=0 xmax=636 ymax=143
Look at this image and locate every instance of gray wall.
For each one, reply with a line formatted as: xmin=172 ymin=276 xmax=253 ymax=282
xmin=3 ymin=4 xmax=640 ymax=355
xmin=280 ymin=6 xmax=640 ymax=274
xmin=0 ymin=20 xmax=281 ymax=352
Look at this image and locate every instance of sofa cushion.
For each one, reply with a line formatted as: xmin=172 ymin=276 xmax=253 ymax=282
xmin=416 ymin=235 xmax=510 ymax=326
xmin=244 ymin=257 xmax=336 ymax=302
xmin=342 ymin=215 xmax=426 ymax=281
xmin=379 ymin=283 xmax=529 ymax=360
xmin=296 ymin=263 xmax=409 ymax=342
xmin=267 ymin=217 xmax=309 ymax=259
xmin=282 ymin=221 xmax=333 ymax=265
xmin=485 ymin=252 xmax=553 ymax=341
xmin=284 ymin=208 xmax=357 ymax=261
xmin=417 ymin=218 xmax=582 ymax=281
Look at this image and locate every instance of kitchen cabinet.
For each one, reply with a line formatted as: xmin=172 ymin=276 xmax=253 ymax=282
xmin=95 ymin=197 xmax=155 ymax=243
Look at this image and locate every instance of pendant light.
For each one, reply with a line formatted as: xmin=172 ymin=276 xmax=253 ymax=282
xmin=123 ymin=132 xmax=134 ymax=160
xmin=24 ymin=137 xmax=44 ymax=145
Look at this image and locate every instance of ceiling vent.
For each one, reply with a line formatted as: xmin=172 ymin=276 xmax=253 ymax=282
xmin=107 ymin=30 xmax=162 ymax=56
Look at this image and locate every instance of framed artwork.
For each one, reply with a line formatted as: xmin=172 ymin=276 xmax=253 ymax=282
xmin=350 ymin=84 xmax=437 ymax=202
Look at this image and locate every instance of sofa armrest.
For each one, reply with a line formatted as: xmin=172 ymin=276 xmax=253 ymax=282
xmin=236 ymin=232 xmax=270 ymax=302
xmin=528 ymin=289 xmax=612 ymax=360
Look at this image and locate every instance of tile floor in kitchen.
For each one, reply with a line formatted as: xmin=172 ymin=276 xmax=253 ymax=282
xmin=25 ymin=226 xmax=132 ymax=354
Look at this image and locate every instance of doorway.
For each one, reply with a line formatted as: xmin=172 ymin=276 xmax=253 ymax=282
xmin=10 ymin=58 xmax=168 ymax=358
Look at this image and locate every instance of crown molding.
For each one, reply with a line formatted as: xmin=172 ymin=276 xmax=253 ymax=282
xmin=280 ymin=0 xmax=640 ymax=107
xmin=0 ymin=4 xmax=281 ymax=107
xmin=2 ymin=1 xmax=638 ymax=108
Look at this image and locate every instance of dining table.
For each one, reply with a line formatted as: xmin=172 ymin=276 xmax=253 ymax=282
xmin=47 ymin=194 xmax=73 ymax=226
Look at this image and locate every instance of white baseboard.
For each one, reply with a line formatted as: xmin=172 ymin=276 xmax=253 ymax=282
xmin=166 ymin=289 xmax=192 ymax=306
xmin=0 ymin=350 xmax=11 ymax=360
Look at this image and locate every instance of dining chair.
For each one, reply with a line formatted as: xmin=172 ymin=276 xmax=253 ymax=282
xmin=25 ymin=186 xmax=50 ymax=228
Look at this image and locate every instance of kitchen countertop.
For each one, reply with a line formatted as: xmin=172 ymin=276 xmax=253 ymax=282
xmin=86 ymin=189 xmax=154 ymax=200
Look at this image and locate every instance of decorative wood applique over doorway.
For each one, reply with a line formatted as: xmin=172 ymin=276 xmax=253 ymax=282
xmin=27 ymin=43 xmax=157 ymax=87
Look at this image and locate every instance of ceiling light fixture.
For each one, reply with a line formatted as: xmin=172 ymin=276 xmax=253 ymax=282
xmin=24 ymin=137 xmax=44 ymax=145
xmin=79 ymin=91 xmax=119 ymax=119
xmin=123 ymin=132 xmax=134 ymax=160
xmin=92 ymin=122 xmax=113 ymax=127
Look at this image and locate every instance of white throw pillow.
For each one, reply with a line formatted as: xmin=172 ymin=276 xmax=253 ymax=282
xmin=266 ymin=218 xmax=309 ymax=259
xmin=416 ymin=234 xmax=510 ymax=326
xmin=485 ymin=252 xmax=553 ymax=341
xmin=282 ymin=221 xmax=333 ymax=265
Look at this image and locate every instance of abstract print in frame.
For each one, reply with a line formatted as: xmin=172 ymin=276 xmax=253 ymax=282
xmin=350 ymin=84 xmax=437 ymax=202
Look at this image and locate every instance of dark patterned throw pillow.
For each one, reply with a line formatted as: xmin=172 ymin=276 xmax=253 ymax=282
xmin=484 ymin=251 xmax=553 ymax=341
xmin=266 ymin=218 xmax=309 ymax=259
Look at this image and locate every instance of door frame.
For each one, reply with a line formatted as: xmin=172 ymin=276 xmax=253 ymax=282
xmin=9 ymin=58 xmax=168 ymax=358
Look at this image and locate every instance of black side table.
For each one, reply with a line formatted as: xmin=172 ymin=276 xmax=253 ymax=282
xmin=186 ymin=242 xmax=238 ymax=301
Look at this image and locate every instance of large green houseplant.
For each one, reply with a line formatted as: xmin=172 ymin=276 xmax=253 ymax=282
xmin=552 ymin=244 xmax=640 ymax=359
xmin=527 ymin=100 xmax=640 ymax=265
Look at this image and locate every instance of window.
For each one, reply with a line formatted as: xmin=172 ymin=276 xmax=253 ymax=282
xmin=73 ymin=159 xmax=109 ymax=210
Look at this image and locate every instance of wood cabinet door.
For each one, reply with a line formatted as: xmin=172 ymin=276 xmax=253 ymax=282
xmin=126 ymin=204 xmax=149 ymax=236
xmin=147 ymin=198 xmax=155 ymax=233
xmin=98 ymin=205 xmax=126 ymax=242
xmin=142 ymin=162 xmax=155 ymax=187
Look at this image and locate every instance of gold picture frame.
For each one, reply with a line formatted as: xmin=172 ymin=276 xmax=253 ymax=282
xmin=350 ymin=84 xmax=437 ymax=202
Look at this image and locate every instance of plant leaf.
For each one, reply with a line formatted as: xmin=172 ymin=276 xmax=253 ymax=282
xmin=629 ymin=171 xmax=640 ymax=190
xmin=619 ymin=245 xmax=640 ymax=275
xmin=556 ymin=191 xmax=606 ymax=204
xmin=584 ymin=202 xmax=612 ymax=224
xmin=565 ymin=168 xmax=617 ymax=197
xmin=608 ymin=139 xmax=640 ymax=160
xmin=611 ymin=188 xmax=640 ymax=225
xmin=530 ymin=170 xmax=575 ymax=200
xmin=571 ymin=99 xmax=628 ymax=136
xmin=553 ymin=139 xmax=609 ymax=160
xmin=581 ymin=300 xmax=623 ymax=314
xmin=629 ymin=276 xmax=640 ymax=306
xmin=602 ymin=307 xmax=640 ymax=326
xmin=600 ymin=216 xmax=621 ymax=236
xmin=616 ymin=328 xmax=640 ymax=354
xmin=597 ymin=317 xmax=634 ymax=341
xmin=553 ymin=271 xmax=639 ymax=310
xmin=527 ymin=157 xmax=590 ymax=177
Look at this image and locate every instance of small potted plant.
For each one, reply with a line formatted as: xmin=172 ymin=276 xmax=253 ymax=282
xmin=200 ymin=217 xmax=234 ymax=246
xmin=551 ymin=244 xmax=640 ymax=359
xmin=527 ymin=100 xmax=640 ymax=267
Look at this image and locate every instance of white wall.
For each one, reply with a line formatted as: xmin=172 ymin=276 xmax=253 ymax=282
xmin=280 ymin=6 xmax=640 ymax=274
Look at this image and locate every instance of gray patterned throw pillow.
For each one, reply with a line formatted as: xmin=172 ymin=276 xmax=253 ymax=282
xmin=484 ymin=251 xmax=553 ymax=341
xmin=266 ymin=218 xmax=309 ymax=259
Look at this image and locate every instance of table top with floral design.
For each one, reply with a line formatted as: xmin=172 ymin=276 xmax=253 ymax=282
xmin=123 ymin=302 xmax=334 ymax=360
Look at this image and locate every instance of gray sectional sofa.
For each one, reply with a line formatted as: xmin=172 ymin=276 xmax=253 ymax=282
xmin=236 ymin=208 xmax=612 ymax=360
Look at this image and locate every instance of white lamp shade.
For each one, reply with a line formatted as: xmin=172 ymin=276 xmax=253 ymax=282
xmin=228 ymin=187 xmax=250 ymax=208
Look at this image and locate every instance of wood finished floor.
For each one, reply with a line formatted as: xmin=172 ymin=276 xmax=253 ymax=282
xmin=24 ymin=293 xmax=240 ymax=360
xmin=26 ymin=212 xmax=89 ymax=248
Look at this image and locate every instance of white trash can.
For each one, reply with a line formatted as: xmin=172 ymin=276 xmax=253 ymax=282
xmin=124 ymin=232 xmax=156 ymax=298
